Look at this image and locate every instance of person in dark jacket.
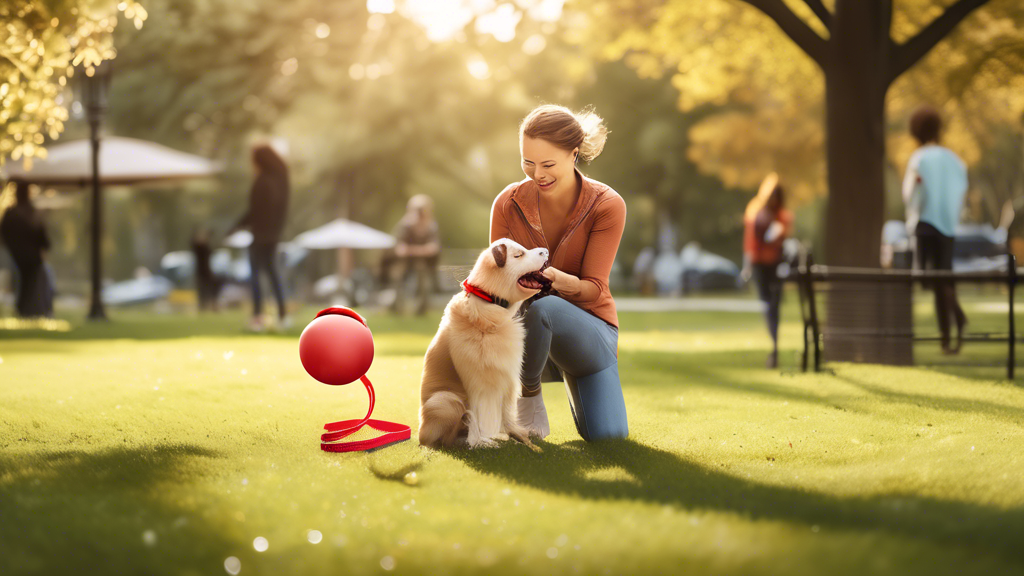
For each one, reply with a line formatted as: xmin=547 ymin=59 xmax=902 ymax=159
xmin=228 ymin=144 xmax=290 ymax=331
xmin=191 ymin=227 xmax=220 ymax=312
xmin=0 ymin=180 xmax=54 ymax=317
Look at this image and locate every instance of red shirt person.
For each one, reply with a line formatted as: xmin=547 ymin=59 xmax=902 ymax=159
xmin=742 ymin=173 xmax=792 ymax=367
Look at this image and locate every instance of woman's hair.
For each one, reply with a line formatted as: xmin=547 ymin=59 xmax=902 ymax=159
xmin=252 ymin=143 xmax=288 ymax=175
xmin=910 ymin=106 xmax=942 ymax=144
xmin=745 ymin=173 xmax=784 ymax=220
xmin=519 ymin=104 xmax=608 ymax=163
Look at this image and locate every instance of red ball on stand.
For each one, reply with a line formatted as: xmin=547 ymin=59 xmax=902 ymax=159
xmin=298 ymin=307 xmax=410 ymax=453
xmin=299 ymin=308 xmax=374 ymax=386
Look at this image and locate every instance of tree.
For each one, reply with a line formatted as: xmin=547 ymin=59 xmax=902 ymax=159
xmin=587 ymin=0 xmax=1024 ymax=266
xmin=110 ymin=0 xmax=581 ymax=248
xmin=0 ymin=0 xmax=146 ymax=168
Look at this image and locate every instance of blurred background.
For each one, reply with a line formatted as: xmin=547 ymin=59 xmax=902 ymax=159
xmin=2 ymin=0 xmax=1023 ymax=316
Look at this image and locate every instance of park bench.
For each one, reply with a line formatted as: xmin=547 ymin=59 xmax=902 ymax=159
xmin=786 ymin=253 xmax=1020 ymax=379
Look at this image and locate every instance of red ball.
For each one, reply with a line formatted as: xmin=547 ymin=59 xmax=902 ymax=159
xmin=299 ymin=310 xmax=374 ymax=386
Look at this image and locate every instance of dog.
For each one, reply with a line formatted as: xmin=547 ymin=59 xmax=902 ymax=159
xmin=418 ymin=238 xmax=550 ymax=450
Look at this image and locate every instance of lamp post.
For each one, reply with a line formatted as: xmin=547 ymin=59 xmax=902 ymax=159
xmin=77 ymin=61 xmax=112 ymax=320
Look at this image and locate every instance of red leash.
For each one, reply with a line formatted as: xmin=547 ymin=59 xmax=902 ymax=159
xmin=303 ymin=307 xmax=411 ymax=452
xmin=319 ymin=374 xmax=411 ymax=452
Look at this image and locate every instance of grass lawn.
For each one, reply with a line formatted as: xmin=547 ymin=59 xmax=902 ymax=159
xmin=2 ymin=295 xmax=1023 ymax=575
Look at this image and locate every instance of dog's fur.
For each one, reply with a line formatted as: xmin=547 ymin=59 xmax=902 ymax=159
xmin=418 ymin=239 xmax=549 ymax=450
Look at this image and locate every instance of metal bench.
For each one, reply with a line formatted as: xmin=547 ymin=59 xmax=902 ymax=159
xmin=787 ymin=253 xmax=1019 ymax=379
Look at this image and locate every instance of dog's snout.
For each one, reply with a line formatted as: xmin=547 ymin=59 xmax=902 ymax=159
xmin=538 ymin=248 xmax=549 ymax=259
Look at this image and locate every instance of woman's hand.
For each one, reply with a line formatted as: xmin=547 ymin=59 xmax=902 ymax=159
xmin=542 ymin=266 xmax=580 ymax=294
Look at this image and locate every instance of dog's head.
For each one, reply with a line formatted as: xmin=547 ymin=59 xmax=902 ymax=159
xmin=467 ymin=238 xmax=550 ymax=305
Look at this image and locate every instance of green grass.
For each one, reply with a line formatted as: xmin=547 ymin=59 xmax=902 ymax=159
xmin=2 ymin=300 xmax=1024 ymax=575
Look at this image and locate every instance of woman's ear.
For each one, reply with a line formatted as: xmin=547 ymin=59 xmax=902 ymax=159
xmin=573 ymin=148 xmax=579 ymax=163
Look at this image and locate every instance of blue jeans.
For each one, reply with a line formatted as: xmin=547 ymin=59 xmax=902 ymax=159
xmin=521 ymin=296 xmax=628 ymax=441
xmin=249 ymin=243 xmax=286 ymax=319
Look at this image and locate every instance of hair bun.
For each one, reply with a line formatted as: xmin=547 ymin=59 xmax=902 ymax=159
xmin=575 ymin=109 xmax=608 ymax=163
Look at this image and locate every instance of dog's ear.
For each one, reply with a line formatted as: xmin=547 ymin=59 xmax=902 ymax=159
xmin=491 ymin=243 xmax=507 ymax=268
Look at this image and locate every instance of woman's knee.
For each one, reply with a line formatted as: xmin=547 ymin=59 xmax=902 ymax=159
xmin=524 ymin=295 xmax=570 ymax=327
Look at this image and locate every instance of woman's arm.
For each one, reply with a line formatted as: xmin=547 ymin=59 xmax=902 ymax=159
xmin=489 ymin=191 xmax=513 ymax=244
xmin=552 ymin=194 xmax=626 ymax=303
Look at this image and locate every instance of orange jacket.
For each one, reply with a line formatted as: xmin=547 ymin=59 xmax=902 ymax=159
xmin=743 ymin=208 xmax=793 ymax=265
xmin=490 ymin=170 xmax=626 ymax=328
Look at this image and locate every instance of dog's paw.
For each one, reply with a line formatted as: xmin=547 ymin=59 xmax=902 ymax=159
xmin=469 ymin=437 xmax=499 ymax=449
xmin=493 ymin=432 xmax=510 ymax=441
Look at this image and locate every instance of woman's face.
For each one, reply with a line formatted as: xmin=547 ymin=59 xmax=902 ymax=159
xmin=521 ymin=136 xmax=578 ymax=197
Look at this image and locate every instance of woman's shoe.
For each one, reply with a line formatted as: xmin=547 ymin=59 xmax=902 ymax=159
xmin=516 ymin=393 xmax=550 ymax=439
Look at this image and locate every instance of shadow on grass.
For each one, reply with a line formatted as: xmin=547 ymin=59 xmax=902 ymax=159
xmin=624 ymin=348 xmax=1024 ymax=423
xmin=0 ymin=444 xmax=233 ymax=576
xmin=622 ymin=349 xmax=844 ymax=409
xmin=830 ymin=373 xmax=1024 ymax=425
xmin=449 ymin=439 xmax=1024 ymax=565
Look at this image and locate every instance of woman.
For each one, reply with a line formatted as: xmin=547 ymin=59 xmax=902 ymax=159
xmin=490 ymin=104 xmax=628 ymax=442
xmin=902 ymin=106 xmax=968 ymax=353
xmin=229 ymin=143 xmax=291 ymax=331
xmin=742 ymin=173 xmax=792 ymax=368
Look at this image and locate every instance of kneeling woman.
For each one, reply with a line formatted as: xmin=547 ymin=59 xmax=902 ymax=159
xmin=489 ymin=104 xmax=628 ymax=441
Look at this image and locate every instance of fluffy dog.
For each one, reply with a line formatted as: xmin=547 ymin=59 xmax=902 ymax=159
xmin=418 ymin=238 xmax=549 ymax=449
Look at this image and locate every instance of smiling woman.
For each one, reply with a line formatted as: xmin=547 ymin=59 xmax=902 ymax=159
xmin=490 ymin=104 xmax=627 ymax=443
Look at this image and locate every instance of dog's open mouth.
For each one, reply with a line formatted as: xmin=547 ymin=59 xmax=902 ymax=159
xmin=518 ymin=262 xmax=552 ymax=290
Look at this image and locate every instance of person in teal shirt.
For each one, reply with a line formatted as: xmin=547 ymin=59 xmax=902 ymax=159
xmin=902 ymin=106 xmax=968 ymax=353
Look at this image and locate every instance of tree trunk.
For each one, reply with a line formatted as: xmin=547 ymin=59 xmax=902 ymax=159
xmin=821 ymin=0 xmax=913 ymax=366
xmin=823 ymin=0 xmax=891 ymax=268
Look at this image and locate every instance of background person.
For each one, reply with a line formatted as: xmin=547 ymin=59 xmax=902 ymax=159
xmin=228 ymin=143 xmax=290 ymax=331
xmin=902 ymin=106 xmax=968 ymax=354
xmin=742 ymin=173 xmax=792 ymax=368
xmin=390 ymin=194 xmax=441 ymax=316
xmin=490 ymin=104 xmax=628 ymax=442
xmin=190 ymin=227 xmax=220 ymax=312
xmin=0 ymin=180 xmax=54 ymax=318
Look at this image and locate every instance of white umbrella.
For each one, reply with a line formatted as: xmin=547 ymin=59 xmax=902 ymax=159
xmin=223 ymin=230 xmax=254 ymax=249
xmin=292 ymin=218 xmax=396 ymax=250
xmin=1 ymin=136 xmax=222 ymax=187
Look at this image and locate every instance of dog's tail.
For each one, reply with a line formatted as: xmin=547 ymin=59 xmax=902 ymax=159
xmin=418 ymin=391 xmax=466 ymax=448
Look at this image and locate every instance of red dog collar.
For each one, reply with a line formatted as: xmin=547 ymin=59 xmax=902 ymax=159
xmin=461 ymin=279 xmax=510 ymax=309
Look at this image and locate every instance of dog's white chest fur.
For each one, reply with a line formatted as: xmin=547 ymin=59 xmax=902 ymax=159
xmin=445 ymin=300 xmax=525 ymax=446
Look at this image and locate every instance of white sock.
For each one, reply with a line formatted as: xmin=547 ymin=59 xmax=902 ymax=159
xmin=517 ymin=393 xmax=550 ymax=439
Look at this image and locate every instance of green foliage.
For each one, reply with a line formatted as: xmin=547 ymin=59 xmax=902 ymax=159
xmin=583 ymin=0 xmax=1024 ymax=209
xmin=0 ymin=0 xmax=146 ymax=167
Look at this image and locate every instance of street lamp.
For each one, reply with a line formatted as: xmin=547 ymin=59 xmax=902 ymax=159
xmin=75 ymin=60 xmax=113 ymax=320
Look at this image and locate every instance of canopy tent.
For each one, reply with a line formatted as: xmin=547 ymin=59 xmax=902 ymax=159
xmin=292 ymin=218 xmax=396 ymax=250
xmin=1 ymin=136 xmax=223 ymax=187
xmin=1 ymin=136 xmax=222 ymax=319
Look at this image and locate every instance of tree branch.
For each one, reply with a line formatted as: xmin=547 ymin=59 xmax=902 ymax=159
xmin=738 ymin=0 xmax=828 ymax=68
xmin=801 ymin=0 xmax=832 ymax=31
xmin=888 ymin=0 xmax=992 ymax=83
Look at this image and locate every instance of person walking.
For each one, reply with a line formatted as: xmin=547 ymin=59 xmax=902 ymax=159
xmin=902 ymin=106 xmax=968 ymax=354
xmin=390 ymin=194 xmax=441 ymax=316
xmin=490 ymin=104 xmax=628 ymax=442
xmin=229 ymin=143 xmax=290 ymax=331
xmin=0 ymin=180 xmax=54 ymax=318
xmin=742 ymin=173 xmax=792 ymax=368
